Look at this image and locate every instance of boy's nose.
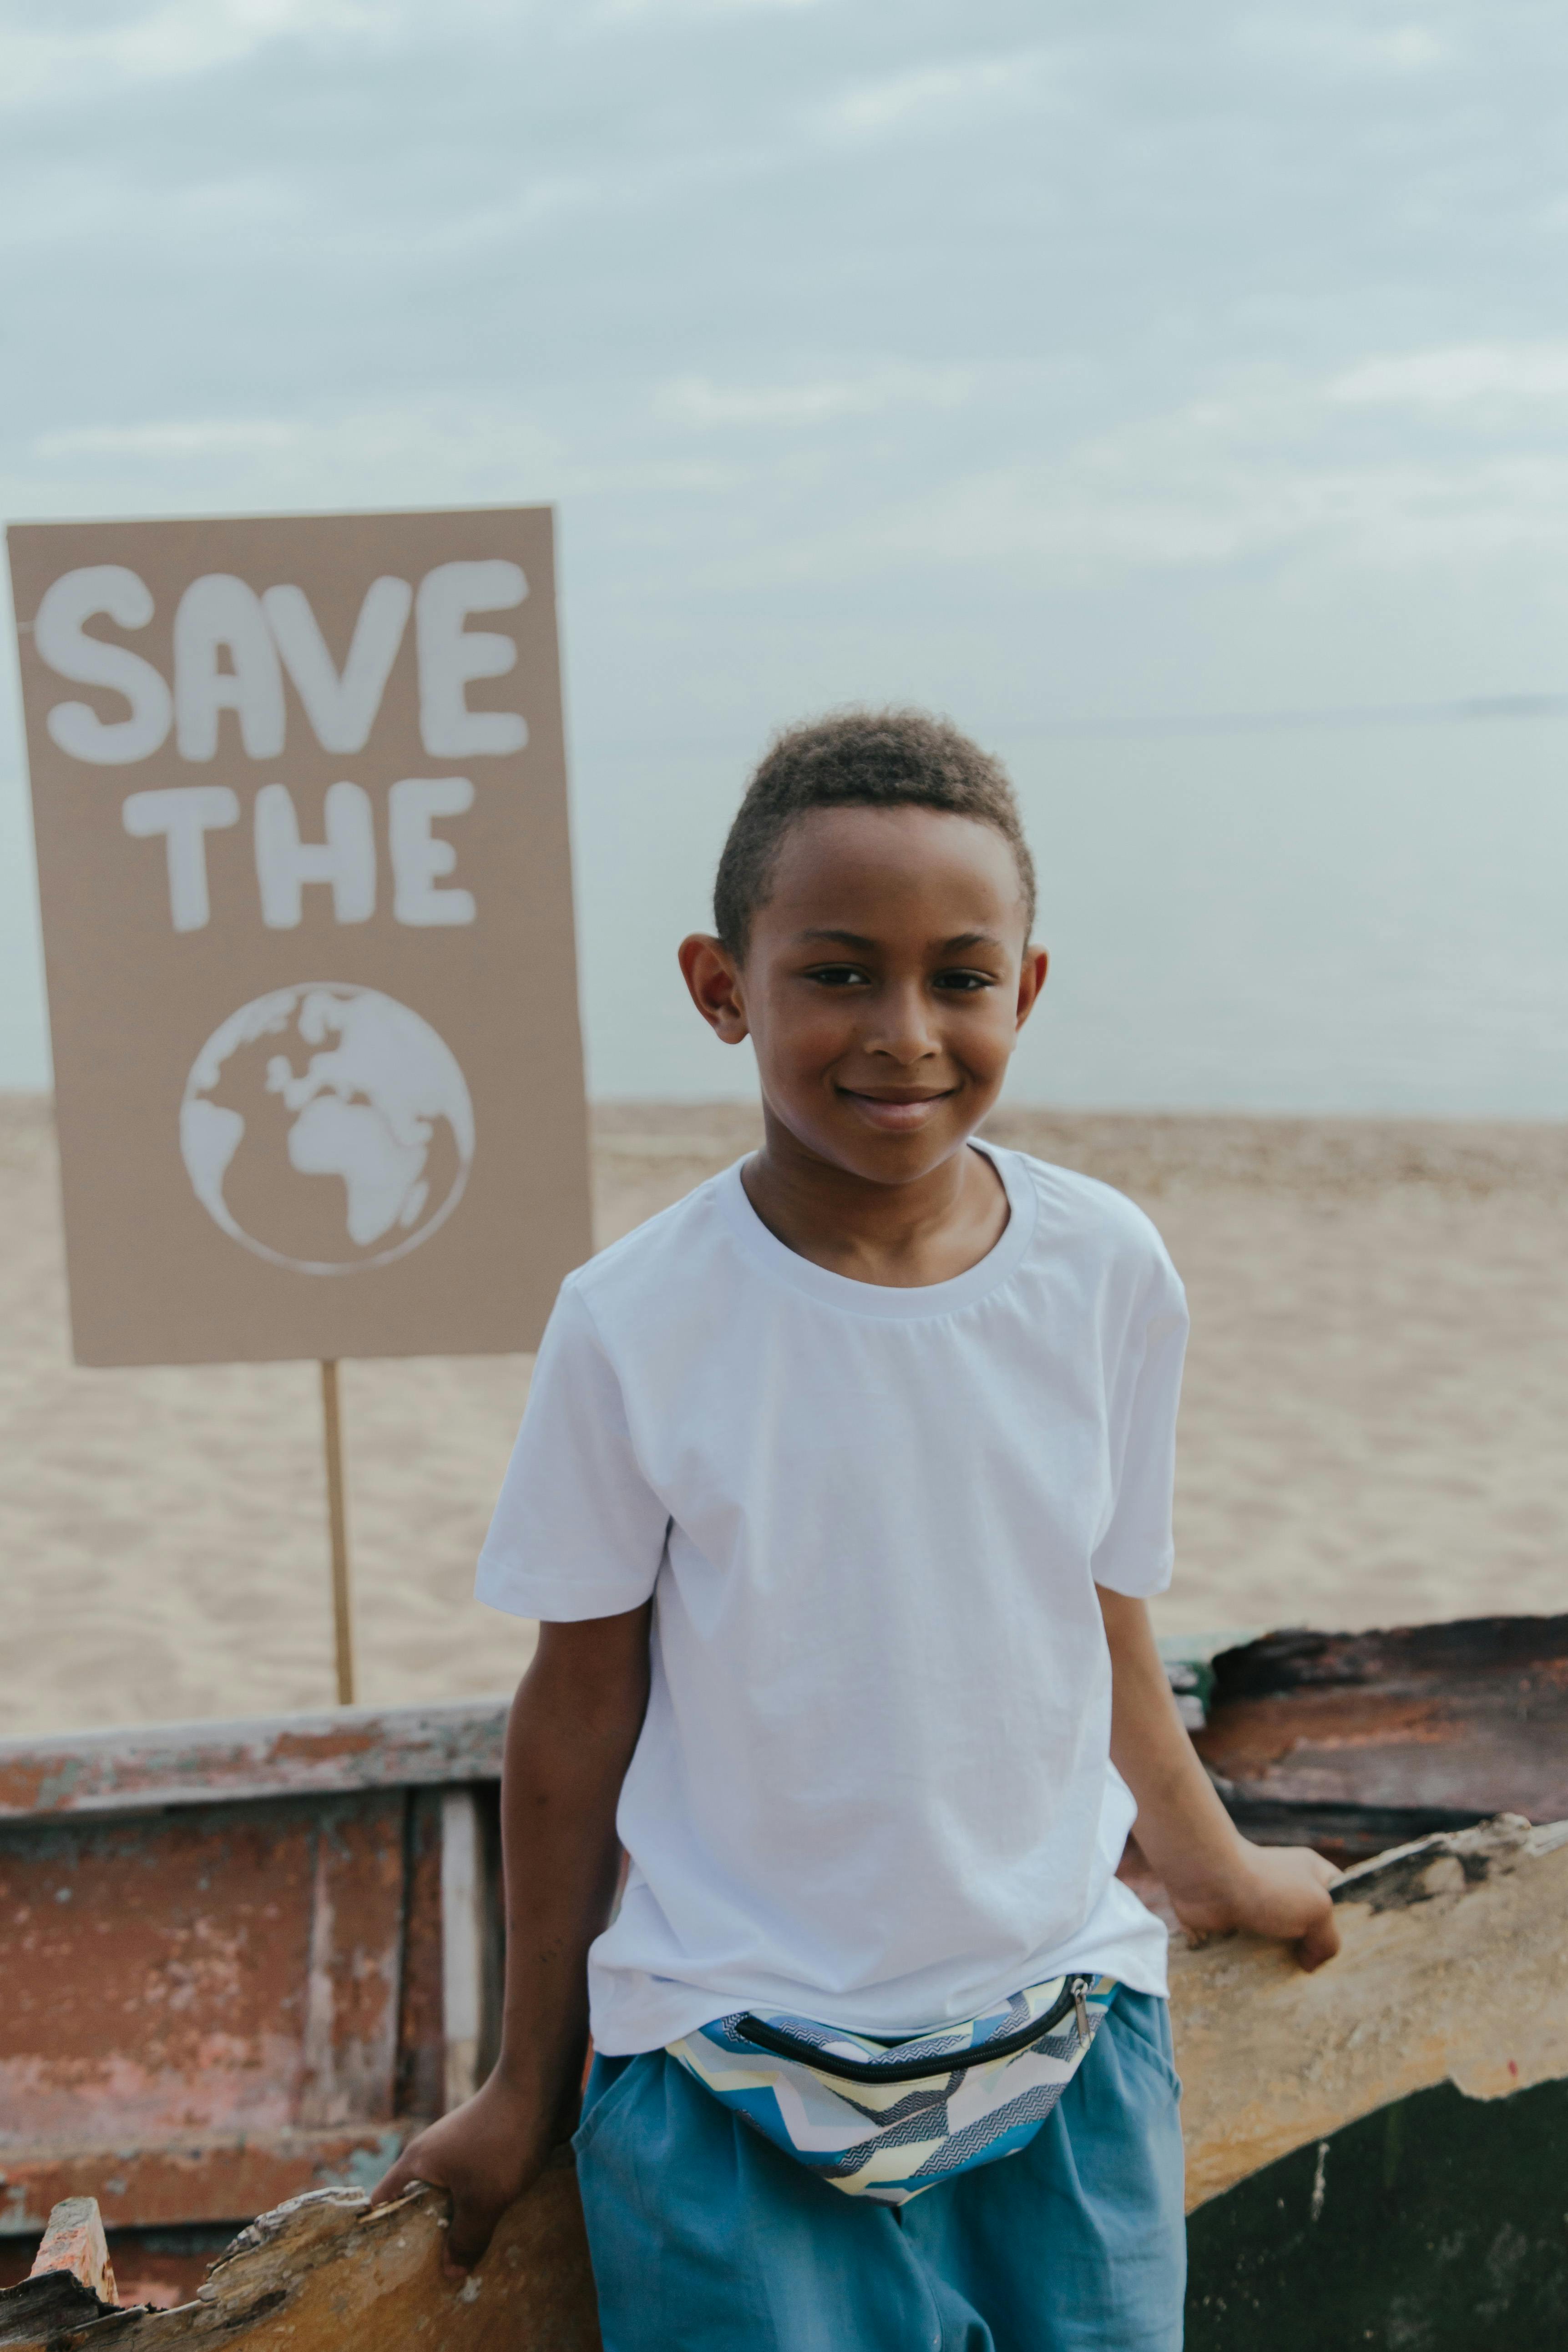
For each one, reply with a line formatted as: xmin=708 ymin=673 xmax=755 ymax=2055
xmin=864 ymin=981 xmax=940 ymax=1063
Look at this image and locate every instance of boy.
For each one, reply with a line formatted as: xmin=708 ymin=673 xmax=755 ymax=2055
xmin=374 ymin=711 xmax=1338 ymax=2350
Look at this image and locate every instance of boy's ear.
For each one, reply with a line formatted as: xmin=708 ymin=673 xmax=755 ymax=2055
xmin=1014 ymin=945 xmax=1049 ymax=1031
xmin=678 ymin=934 xmax=751 ymax=1044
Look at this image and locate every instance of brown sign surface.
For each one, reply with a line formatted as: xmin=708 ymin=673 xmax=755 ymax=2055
xmin=8 ymin=507 xmax=591 ymax=1366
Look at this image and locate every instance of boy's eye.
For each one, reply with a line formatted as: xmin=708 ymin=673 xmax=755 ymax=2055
xmin=805 ymin=964 xmax=870 ymax=987
xmin=933 ymin=970 xmax=997 ymax=992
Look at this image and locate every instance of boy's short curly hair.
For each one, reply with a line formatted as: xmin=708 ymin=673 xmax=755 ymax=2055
xmin=713 ymin=708 xmax=1037 ymax=957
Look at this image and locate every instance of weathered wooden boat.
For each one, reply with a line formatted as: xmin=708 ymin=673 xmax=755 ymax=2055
xmin=1180 ymin=1610 xmax=1568 ymax=2349
xmin=3 ymin=1611 xmax=1565 ymax=2348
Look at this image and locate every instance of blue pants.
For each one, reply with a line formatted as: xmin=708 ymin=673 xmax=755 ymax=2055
xmin=573 ymin=1989 xmax=1185 ymax=2351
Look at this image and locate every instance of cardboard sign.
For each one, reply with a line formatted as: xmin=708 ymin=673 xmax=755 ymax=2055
xmin=7 ymin=507 xmax=591 ymax=1367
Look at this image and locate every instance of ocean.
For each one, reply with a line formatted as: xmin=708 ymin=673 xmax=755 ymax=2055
xmin=4 ymin=706 xmax=1566 ymax=1119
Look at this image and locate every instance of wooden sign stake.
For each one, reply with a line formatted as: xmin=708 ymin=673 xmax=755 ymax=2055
xmin=320 ymin=1360 xmax=356 ymax=1706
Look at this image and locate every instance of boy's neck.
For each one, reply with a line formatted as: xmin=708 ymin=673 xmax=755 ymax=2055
xmin=740 ymin=1106 xmax=1010 ymax=1289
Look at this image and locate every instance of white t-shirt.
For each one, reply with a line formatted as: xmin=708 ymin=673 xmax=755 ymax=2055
xmin=476 ymin=1143 xmax=1188 ymax=2055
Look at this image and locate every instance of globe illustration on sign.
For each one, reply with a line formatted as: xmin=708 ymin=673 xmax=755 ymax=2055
xmin=180 ymin=984 xmax=475 ymax=1275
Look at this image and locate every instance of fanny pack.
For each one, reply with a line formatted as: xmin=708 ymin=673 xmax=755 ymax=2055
xmin=667 ymin=1973 xmax=1116 ymax=2205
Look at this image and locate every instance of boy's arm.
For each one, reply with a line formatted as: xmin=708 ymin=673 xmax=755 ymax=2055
xmin=1098 ymin=1586 xmax=1340 ymax=1972
xmin=370 ymin=1603 xmax=652 ymax=2268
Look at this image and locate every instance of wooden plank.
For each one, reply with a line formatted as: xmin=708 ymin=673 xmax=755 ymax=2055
xmin=0 ymin=1703 xmax=508 ymax=1825
xmin=0 ymin=2266 xmax=111 ymax=2349
xmin=394 ymin=1789 xmax=446 ymax=2122
xmin=297 ymin=1797 xmax=405 ymax=2129
xmin=440 ymin=1793 xmax=484 ymax=2114
xmin=0 ymin=2170 xmax=601 ymax=2352
xmin=1172 ymin=1813 xmax=1568 ymax=2210
xmin=27 ymin=2201 xmax=116 ymax=2306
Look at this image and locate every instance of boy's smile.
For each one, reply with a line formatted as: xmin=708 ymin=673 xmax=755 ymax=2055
xmin=680 ymin=804 xmax=1048 ymax=1283
xmin=837 ymin=1088 xmax=953 ymax=1133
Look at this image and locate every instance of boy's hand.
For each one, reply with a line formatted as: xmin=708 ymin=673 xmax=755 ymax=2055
xmin=1169 ymin=1840 xmax=1341 ymax=1972
xmin=1097 ymin=1586 xmax=1343 ymax=1976
xmin=369 ymin=2072 xmax=558 ymax=2274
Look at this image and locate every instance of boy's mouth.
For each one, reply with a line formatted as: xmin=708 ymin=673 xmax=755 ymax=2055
xmin=836 ymin=1087 xmax=955 ymax=1133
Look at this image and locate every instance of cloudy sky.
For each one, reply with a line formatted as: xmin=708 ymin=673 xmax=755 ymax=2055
xmin=4 ymin=0 xmax=1567 ymax=1107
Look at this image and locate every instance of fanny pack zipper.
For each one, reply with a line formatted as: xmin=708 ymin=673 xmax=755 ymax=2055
xmin=733 ymin=1976 xmax=1095 ymax=2085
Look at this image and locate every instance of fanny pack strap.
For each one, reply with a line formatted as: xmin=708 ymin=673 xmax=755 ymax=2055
xmin=728 ymin=1973 xmax=1093 ymax=2083
xmin=668 ymin=1973 xmax=1118 ymax=2207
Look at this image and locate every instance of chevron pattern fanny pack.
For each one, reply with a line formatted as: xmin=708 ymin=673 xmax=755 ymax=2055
xmin=667 ymin=1973 xmax=1117 ymax=2205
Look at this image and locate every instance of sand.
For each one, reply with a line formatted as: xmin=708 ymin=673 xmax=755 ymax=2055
xmin=1 ymin=1097 xmax=1565 ymax=1741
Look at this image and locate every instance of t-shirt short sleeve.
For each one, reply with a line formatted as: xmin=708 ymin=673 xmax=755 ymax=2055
xmin=1089 ymin=1240 xmax=1189 ymax=1599
xmin=475 ymin=1278 xmax=671 ymax=1622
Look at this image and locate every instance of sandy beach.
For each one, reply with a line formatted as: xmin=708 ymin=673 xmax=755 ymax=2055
xmin=1 ymin=1096 xmax=1564 ymax=1741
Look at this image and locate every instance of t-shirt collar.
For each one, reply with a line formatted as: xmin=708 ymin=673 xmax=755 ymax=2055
xmin=715 ymin=1140 xmax=1038 ymax=1320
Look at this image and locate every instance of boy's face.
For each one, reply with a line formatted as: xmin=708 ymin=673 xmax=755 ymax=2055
xmin=681 ymin=804 xmax=1047 ymax=1186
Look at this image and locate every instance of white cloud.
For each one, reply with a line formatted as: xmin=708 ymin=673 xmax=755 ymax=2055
xmin=22 ymin=403 xmax=563 ymax=495
xmin=0 ymin=0 xmax=390 ymax=104
xmin=657 ymin=365 xmax=976 ymax=428
xmin=1239 ymin=17 xmax=1454 ymax=75
xmin=814 ymin=47 xmax=1053 ymax=142
xmin=0 ymin=0 xmax=822 ymax=103
xmin=10 ymin=401 xmax=756 ymax=518
xmin=833 ymin=457 xmax=1568 ymax=584
xmin=737 ymin=364 xmax=1568 ymax=587
xmin=1329 ymin=344 xmax=1568 ymax=407
xmin=592 ymin=0 xmax=825 ymax=19
xmin=35 ymin=418 xmax=298 ymax=460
